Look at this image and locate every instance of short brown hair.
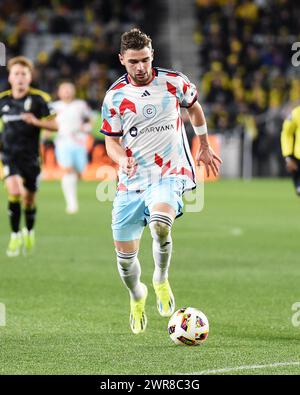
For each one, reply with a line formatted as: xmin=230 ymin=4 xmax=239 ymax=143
xmin=120 ymin=28 xmax=152 ymax=54
xmin=7 ymin=56 xmax=34 ymax=73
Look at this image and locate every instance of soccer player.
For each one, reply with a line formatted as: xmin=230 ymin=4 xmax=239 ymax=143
xmin=0 ymin=56 xmax=57 ymax=257
xmin=281 ymin=105 xmax=300 ymax=196
xmin=100 ymin=29 xmax=222 ymax=334
xmin=51 ymin=82 xmax=92 ymax=214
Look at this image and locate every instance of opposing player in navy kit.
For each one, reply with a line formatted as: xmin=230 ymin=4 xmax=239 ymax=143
xmin=100 ymin=29 xmax=222 ymax=334
xmin=0 ymin=56 xmax=57 ymax=257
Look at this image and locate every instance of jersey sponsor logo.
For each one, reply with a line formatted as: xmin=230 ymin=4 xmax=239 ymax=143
xmin=140 ymin=123 xmax=175 ymax=134
xmin=129 ymin=126 xmax=138 ymax=137
xmin=2 ymin=114 xmax=23 ymax=123
xmin=1 ymin=104 xmax=10 ymax=112
xmin=143 ymin=104 xmax=156 ymax=118
xmin=24 ymin=97 xmax=32 ymax=111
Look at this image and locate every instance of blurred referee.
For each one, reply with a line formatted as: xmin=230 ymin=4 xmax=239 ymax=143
xmin=281 ymin=105 xmax=300 ymax=197
xmin=0 ymin=56 xmax=57 ymax=257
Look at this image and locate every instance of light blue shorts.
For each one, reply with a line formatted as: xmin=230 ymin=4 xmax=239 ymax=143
xmin=112 ymin=178 xmax=185 ymax=241
xmin=55 ymin=143 xmax=88 ymax=173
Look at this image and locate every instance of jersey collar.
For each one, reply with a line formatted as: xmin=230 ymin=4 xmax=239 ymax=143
xmin=126 ymin=68 xmax=156 ymax=87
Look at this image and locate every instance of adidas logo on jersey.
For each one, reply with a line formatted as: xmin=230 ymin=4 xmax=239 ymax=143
xmin=141 ymin=90 xmax=150 ymax=97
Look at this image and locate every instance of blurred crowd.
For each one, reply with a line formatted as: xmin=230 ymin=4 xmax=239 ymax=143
xmin=1 ymin=0 xmax=300 ymax=176
xmin=0 ymin=0 xmax=146 ymax=108
xmin=195 ymin=0 xmax=300 ymax=175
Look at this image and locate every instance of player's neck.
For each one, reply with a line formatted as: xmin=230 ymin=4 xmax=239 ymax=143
xmin=128 ymin=69 xmax=155 ymax=86
xmin=11 ymin=86 xmax=29 ymax=100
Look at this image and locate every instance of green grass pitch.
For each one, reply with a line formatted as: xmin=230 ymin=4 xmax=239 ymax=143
xmin=0 ymin=179 xmax=300 ymax=375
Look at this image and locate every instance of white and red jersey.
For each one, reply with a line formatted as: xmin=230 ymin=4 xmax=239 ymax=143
xmin=100 ymin=67 xmax=198 ymax=192
xmin=52 ymin=99 xmax=92 ymax=146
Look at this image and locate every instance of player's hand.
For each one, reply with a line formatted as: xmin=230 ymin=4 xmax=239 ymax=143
xmin=196 ymin=145 xmax=222 ymax=177
xmin=285 ymin=157 xmax=298 ymax=173
xmin=21 ymin=112 xmax=39 ymax=126
xmin=119 ymin=156 xmax=136 ymax=177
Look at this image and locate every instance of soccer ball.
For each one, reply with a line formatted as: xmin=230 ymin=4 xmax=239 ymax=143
xmin=168 ymin=307 xmax=209 ymax=346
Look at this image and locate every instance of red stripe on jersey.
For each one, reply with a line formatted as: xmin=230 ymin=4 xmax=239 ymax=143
xmin=110 ymin=108 xmax=117 ymax=117
xmin=155 ymin=153 xmax=163 ymax=167
xmin=166 ymin=82 xmax=177 ymax=96
xmin=166 ymin=72 xmax=179 ymax=77
xmin=102 ymin=119 xmax=112 ymax=133
xmin=180 ymin=167 xmax=194 ymax=180
xmin=112 ymin=82 xmax=127 ymax=90
xmin=119 ymin=98 xmax=137 ymax=116
xmin=183 ymin=81 xmax=190 ymax=94
xmin=161 ymin=160 xmax=171 ymax=176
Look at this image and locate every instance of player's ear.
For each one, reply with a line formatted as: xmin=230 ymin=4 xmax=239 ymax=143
xmin=119 ymin=53 xmax=125 ymax=66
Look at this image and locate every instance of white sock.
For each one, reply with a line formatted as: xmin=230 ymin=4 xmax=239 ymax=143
xmin=116 ymin=250 xmax=145 ymax=301
xmin=149 ymin=212 xmax=174 ymax=284
xmin=152 ymin=235 xmax=173 ymax=284
xmin=61 ymin=173 xmax=78 ymax=212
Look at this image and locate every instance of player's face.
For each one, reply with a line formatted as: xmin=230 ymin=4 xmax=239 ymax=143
xmin=8 ymin=64 xmax=32 ymax=91
xmin=119 ymin=47 xmax=153 ymax=85
xmin=58 ymin=83 xmax=76 ymax=102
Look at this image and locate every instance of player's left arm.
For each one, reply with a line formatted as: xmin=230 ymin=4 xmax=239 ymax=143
xmin=21 ymin=112 xmax=58 ymax=131
xmin=186 ymin=101 xmax=222 ymax=177
xmin=81 ymin=102 xmax=93 ymax=134
xmin=21 ymin=93 xmax=58 ymax=131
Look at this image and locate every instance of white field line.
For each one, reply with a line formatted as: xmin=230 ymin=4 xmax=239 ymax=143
xmin=179 ymin=361 xmax=300 ymax=375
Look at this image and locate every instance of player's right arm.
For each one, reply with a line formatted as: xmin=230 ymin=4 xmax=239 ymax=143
xmin=100 ymin=92 xmax=135 ymax=176
xmin=281 ymin=109 xmax=298 ymax=172
xmin=105 ymin=136 xmax=136 ymax=177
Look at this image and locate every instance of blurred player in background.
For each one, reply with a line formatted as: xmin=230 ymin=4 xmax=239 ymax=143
xmin=51 ymin=82 xmax=92 ymax=214
xmin=281 ymin=105 xmax=300 ymax=196
xmin=101 ymin=29 xmax=222 ymax=334
xmin=0 ymin=56 xmax=57 ymax=257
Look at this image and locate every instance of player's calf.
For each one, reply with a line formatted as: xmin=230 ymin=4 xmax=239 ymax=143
xmin=149 ymin=211 xmax=175 ymax=317
xmin=116 ymin=249 xmax=148 ymax=333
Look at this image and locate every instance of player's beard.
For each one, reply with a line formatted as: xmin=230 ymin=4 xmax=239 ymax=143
xmin=131 ymin=70 xmax=152 ymax=85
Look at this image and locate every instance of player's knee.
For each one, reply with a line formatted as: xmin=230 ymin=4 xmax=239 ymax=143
xmin=116 ymin=249 xmax=138 ymax=273
xmin=149 ymin=212 xmax=174 ymax=242
xmin=8 ymin=194 xmax=21 ymax=204
xmin=149 ymin=220 xmax=170 ymax=240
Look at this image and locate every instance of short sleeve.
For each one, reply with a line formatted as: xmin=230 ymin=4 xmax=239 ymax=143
xmin=100 ymin=93 xmax=123 ymax=137
xmin=38 ymin=95 xmax=56 ymax=119
xmin=177 ymin=73 xmax=198 ymax=108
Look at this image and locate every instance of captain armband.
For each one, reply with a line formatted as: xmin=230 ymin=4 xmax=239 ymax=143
xmin=193 ymin=123 xmax=207 ymax=136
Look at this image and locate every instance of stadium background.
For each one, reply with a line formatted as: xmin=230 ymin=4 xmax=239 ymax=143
xmin=1 ymin=0 xmax=300 ymax=376
xmin=1 ymin=0 xmax=299 ymax=180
